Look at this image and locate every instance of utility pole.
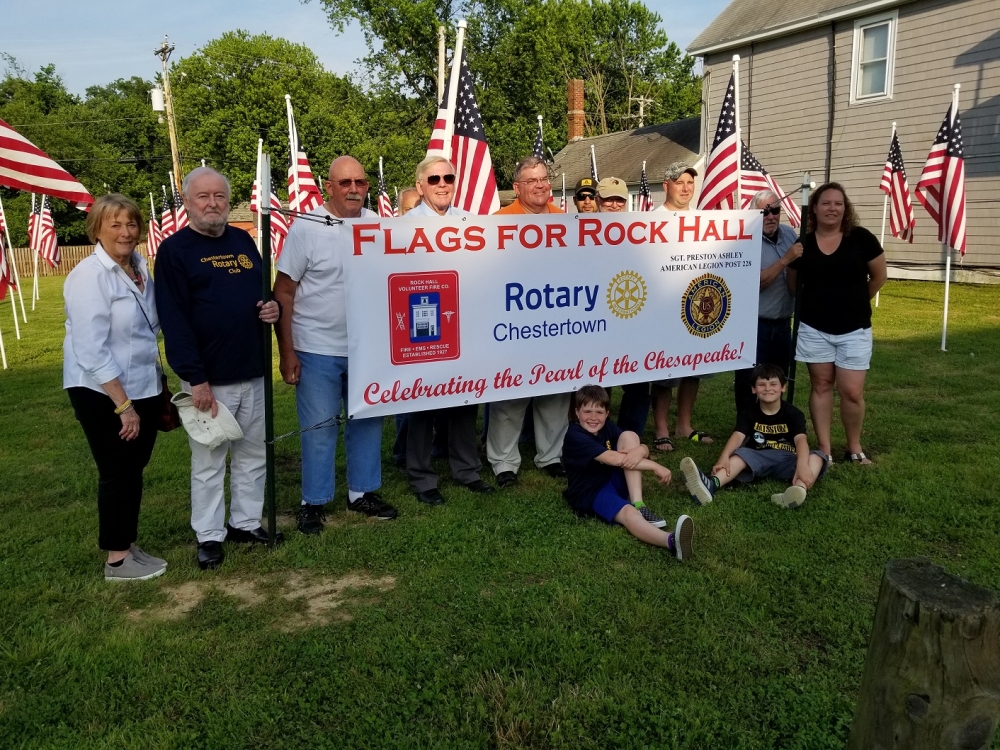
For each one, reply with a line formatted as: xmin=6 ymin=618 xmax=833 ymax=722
xmin=154 ymin=37 xmax=183 ymax=193
xmin=629 ymin=95 xmax=655 ymax=128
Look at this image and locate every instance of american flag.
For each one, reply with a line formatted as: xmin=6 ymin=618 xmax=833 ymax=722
xmin=880 ymin=131 xmax=915 ymax=243
xmin=638 ymin=162 xmax=653 ymax=211
xmin=739 ymin=142 xmax=801 ymax=228
xmin=427 ymin=48 xmax=499 ymax=214
xmin=286 ymin=99 xmax=324 ymax=217
xmin=160 ymin=188 xmax=176 ymax=239
xmin=147 ymin=194 xmax=162 ymax=261
xmin=377 ymin=162 xmax=395 ymax=218
xmin=532 ymin=118 xmax=545 ymax=160
xmin=250 ymin=179 xmax=290 ymax=259
xmin=32 ymin=196 xmax=59 ymax=268
xmin=171 ymin=180 xmax=188 ymax=231
xmin=0 ymin=118 xmax=94 ymax=210
xmin=0 ymin=200 xmax=15 ymax=300
xmin=916 ymin=105 xmax=966 ymax=255
xmin=698 ymin=73 xmax=739 ymax=211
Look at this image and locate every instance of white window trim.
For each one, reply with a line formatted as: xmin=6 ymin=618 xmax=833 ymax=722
xmin=850 ymin=10 xmax=898 ymax=105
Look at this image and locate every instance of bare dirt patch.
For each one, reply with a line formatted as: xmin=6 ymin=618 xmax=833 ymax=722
xmin=128 ymin=571 xmax=396 ymax=630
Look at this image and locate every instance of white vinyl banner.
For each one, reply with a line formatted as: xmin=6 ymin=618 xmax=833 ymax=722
xmin=344 ymin=210 xmax=763 ymax=418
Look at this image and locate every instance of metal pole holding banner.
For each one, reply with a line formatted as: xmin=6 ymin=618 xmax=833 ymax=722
xmin=941 ymin=84 xmax=960 ymax=353
xmin=787 ymin=172 xmax=812 ymax=405
xmin=259 ymin=154 xmax=278 ymax=547
xmin=876 ymin=121 xmax=895 ymax=309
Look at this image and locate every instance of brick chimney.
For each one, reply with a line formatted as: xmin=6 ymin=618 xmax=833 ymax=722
xmin=567 ymin=79 xmax=584 ymax=142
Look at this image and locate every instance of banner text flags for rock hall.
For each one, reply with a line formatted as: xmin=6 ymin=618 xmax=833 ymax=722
xmin=343 ymin=210 xmax=763 ymax=419
xmin=0 ymin=119 xmax=94 ymax=210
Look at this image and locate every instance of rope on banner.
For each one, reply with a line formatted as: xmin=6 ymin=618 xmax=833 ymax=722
xmin=268 ymin=414 xmax=347 ymax=444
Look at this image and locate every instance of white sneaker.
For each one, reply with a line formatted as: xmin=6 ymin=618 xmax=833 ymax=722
xmin=771 ymin=485 xmax=807 ymax=509
xmin=672 ymin=515 xmax=694 ymax=561
xmin=104 ymin=551 xmax=166 ymax=582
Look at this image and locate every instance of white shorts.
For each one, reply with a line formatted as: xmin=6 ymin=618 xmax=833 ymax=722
xmin=795 ymin=323 xmax=872 ymax=370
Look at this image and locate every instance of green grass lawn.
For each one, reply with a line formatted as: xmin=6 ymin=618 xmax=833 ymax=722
xmin=1 ymin=278 xmax=999 ymax=749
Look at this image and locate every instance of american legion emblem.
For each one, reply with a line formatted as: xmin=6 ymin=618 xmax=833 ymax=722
xmin=681 ymin=274 xmax=731 ymax=338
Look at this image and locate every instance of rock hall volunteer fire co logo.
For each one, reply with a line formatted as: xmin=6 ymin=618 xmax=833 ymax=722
xmin=606 ymin=270 xmax=647 ymax=319
xmin=681 ymin=274 xmax=732 ymax=338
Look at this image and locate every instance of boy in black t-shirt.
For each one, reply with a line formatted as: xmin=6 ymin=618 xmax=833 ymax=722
xmin=680 ymin=364 xmax=828 ymax=509
xmin=562 ymin=385 xmax=694 ymax=561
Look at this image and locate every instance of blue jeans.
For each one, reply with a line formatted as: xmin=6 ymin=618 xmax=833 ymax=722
xmin=734 ymin=318 xmax=792 ymax=414
xmin=296 ymin=351 xmax=382 ymax=504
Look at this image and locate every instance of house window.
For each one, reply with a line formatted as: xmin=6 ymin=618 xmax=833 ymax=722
xmin=851 ymin=12 xmax=897 ymax=104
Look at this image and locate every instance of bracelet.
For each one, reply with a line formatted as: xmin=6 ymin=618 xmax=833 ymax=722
xmin=114 ymin=399 xmax=133 ymax=415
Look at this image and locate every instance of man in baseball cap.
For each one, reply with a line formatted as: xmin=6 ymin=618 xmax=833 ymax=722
xmin=573 ymin=177 xmax=598 ymax=213
xmin=596 ymin=177 xmax=628 ymax=212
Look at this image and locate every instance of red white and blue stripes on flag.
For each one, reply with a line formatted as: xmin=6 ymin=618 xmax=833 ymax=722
xmin=739 ymin=142 xmax=801 ymax=228
xmin=0 ymin=118 xmax=93 ymax=210
xmin=916 ymin=104 xmax=966 ymax=255
xmin=698 ymin=72 xmax=739 ymax=211
xmin=880 ymin=130 xmax=915 ymax=243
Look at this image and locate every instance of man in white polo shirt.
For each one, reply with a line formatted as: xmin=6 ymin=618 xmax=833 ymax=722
xmin=273 ymin=155 xmax=397 ymax=534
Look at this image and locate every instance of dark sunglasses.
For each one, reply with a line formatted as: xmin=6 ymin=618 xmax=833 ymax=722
xmin=576 ymin=192 xmax=596 ymax=200
xmin=762 ymin=205 xmax=781 ymax=216
xmin=426 ymin=174 xmax=456 ymax=185
xmin=336 ymin=178 xmax=370 ymax=189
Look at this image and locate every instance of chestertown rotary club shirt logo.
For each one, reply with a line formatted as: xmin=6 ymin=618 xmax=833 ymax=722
xmin=681 ymin=274 xmax=732 ymax=338
xmin=237 ymin=254 xmax=254 ymax=270
xmin=605 ymin=270 xmax=647 ymax=319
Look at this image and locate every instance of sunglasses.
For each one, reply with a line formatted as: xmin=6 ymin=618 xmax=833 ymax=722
xmin=576 ymin=193 xmax=596 ymax=200
xmin=425 ymin=174 xmax=456 ymax=185
xmin=762 ymin=206 xmax=781 ymax=216
xmin=335 ymin=178 xmax=370 ymax=189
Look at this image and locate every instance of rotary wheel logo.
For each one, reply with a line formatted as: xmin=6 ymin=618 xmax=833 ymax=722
xmin=681 ymin=274 xmax=731 ymax=338
xmin=606 ymin=270 xmax=647 ymax=319
xmin=237 ymin=254 xmax=254 ymax=270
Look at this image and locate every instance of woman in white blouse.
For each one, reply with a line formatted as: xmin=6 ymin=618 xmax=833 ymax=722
xmin=64 ymin=194 xmax=167 ymax=581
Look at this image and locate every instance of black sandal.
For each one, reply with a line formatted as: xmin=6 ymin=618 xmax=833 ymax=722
xmin=652 ymin=436 xmax=674 ymax=452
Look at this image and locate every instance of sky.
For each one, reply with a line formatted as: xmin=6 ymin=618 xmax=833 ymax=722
xmin=1 ymin=0 xmax=731 ymax=96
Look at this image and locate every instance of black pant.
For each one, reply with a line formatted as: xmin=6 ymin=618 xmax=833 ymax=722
xmin=734 ymin=318 xmax=793 ymax=414
xmin=617 ymin=382 xmax=651 ymax=435
xmin=68 ymin=388 xmax=159 ymax=551
xmin=406 ymin=405 xmax=481 ymax=492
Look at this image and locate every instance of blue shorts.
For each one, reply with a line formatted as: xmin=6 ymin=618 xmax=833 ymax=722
xmin=732 ymin=447 xmax=829 ymax=483
xmin=591 ymin=471 xmax=630 ymax=523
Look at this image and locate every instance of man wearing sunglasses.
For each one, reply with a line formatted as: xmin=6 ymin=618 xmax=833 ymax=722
xmin=733 ymin=190 xmax=803 ymax=413
xmin=573 ymin=177 xmax=598 ymax=213
xmin=401 ymin=156 xmax=496 ymax=504
xmin=488 ymin=155 xmax=570 ymax=488
xmin=274 ymin=156 xmax=397 ymax=534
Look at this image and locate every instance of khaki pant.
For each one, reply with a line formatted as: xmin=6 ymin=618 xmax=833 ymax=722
xmin=486 ymin=394 xmax=571 ymax=475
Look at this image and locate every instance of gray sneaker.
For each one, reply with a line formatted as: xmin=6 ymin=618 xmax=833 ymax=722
xmin=131 ymin=546 xmax=167 ymax=568
xmin=633 ymin=501 xmax=667 ymax=528
xmin=104 ymin=551 xmax=166 ymax=582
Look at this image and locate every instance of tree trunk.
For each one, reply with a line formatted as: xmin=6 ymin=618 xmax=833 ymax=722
xmin=848 ymin=558 xmax=1000 ymax=750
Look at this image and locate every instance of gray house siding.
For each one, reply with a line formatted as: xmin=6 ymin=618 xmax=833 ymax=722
xmin=700 ymin=0 xmax=1000 ymax=273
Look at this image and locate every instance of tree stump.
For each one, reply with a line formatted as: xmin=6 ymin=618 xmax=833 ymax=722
xmin=847 ymin=558 xmax=1000 ymax=750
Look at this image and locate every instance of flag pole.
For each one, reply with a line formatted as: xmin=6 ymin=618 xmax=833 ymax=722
xmin=443 ymin=20 xmax=467 ymax=164
xmin=562 ymin=173 xmax=566 ymax=210
xmin=941 ymin=84 xmax=960 ymax=353
xmin=0 ymin=195 xmax=27 ymax=327
xmin=31 ymin=195 xmax=40 ymax=308
xmin=255 ymin=138 xmax=264 ymax=258
xmin=876 ymin=121 xmax=895 ymax=309
xmin=147 ymin=192 xmax=157 ymax=273
xmin=285 ymin=95 xmax=302 ymax=214
xmin=787 ymin=172 xmax=811 ymax=405
xmin=537 ymin=114 xmax=543 ymax=143
xmin=733 ymin=55 xmax=742 ymax=208
xmin=259 ymin=153 xmax=278 ymax=547
xmin=0 ymin=313 xmax=6 ymax=368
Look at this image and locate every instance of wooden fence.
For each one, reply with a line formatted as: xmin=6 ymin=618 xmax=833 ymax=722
xmin=6 ymin=245 xmax=149 ymax=278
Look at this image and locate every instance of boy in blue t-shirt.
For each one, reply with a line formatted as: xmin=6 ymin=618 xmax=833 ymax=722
xmin=680 ymin=363 xmax=828 ymax=509
xmin=562 ymin=385 xmax=694 ymax=561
